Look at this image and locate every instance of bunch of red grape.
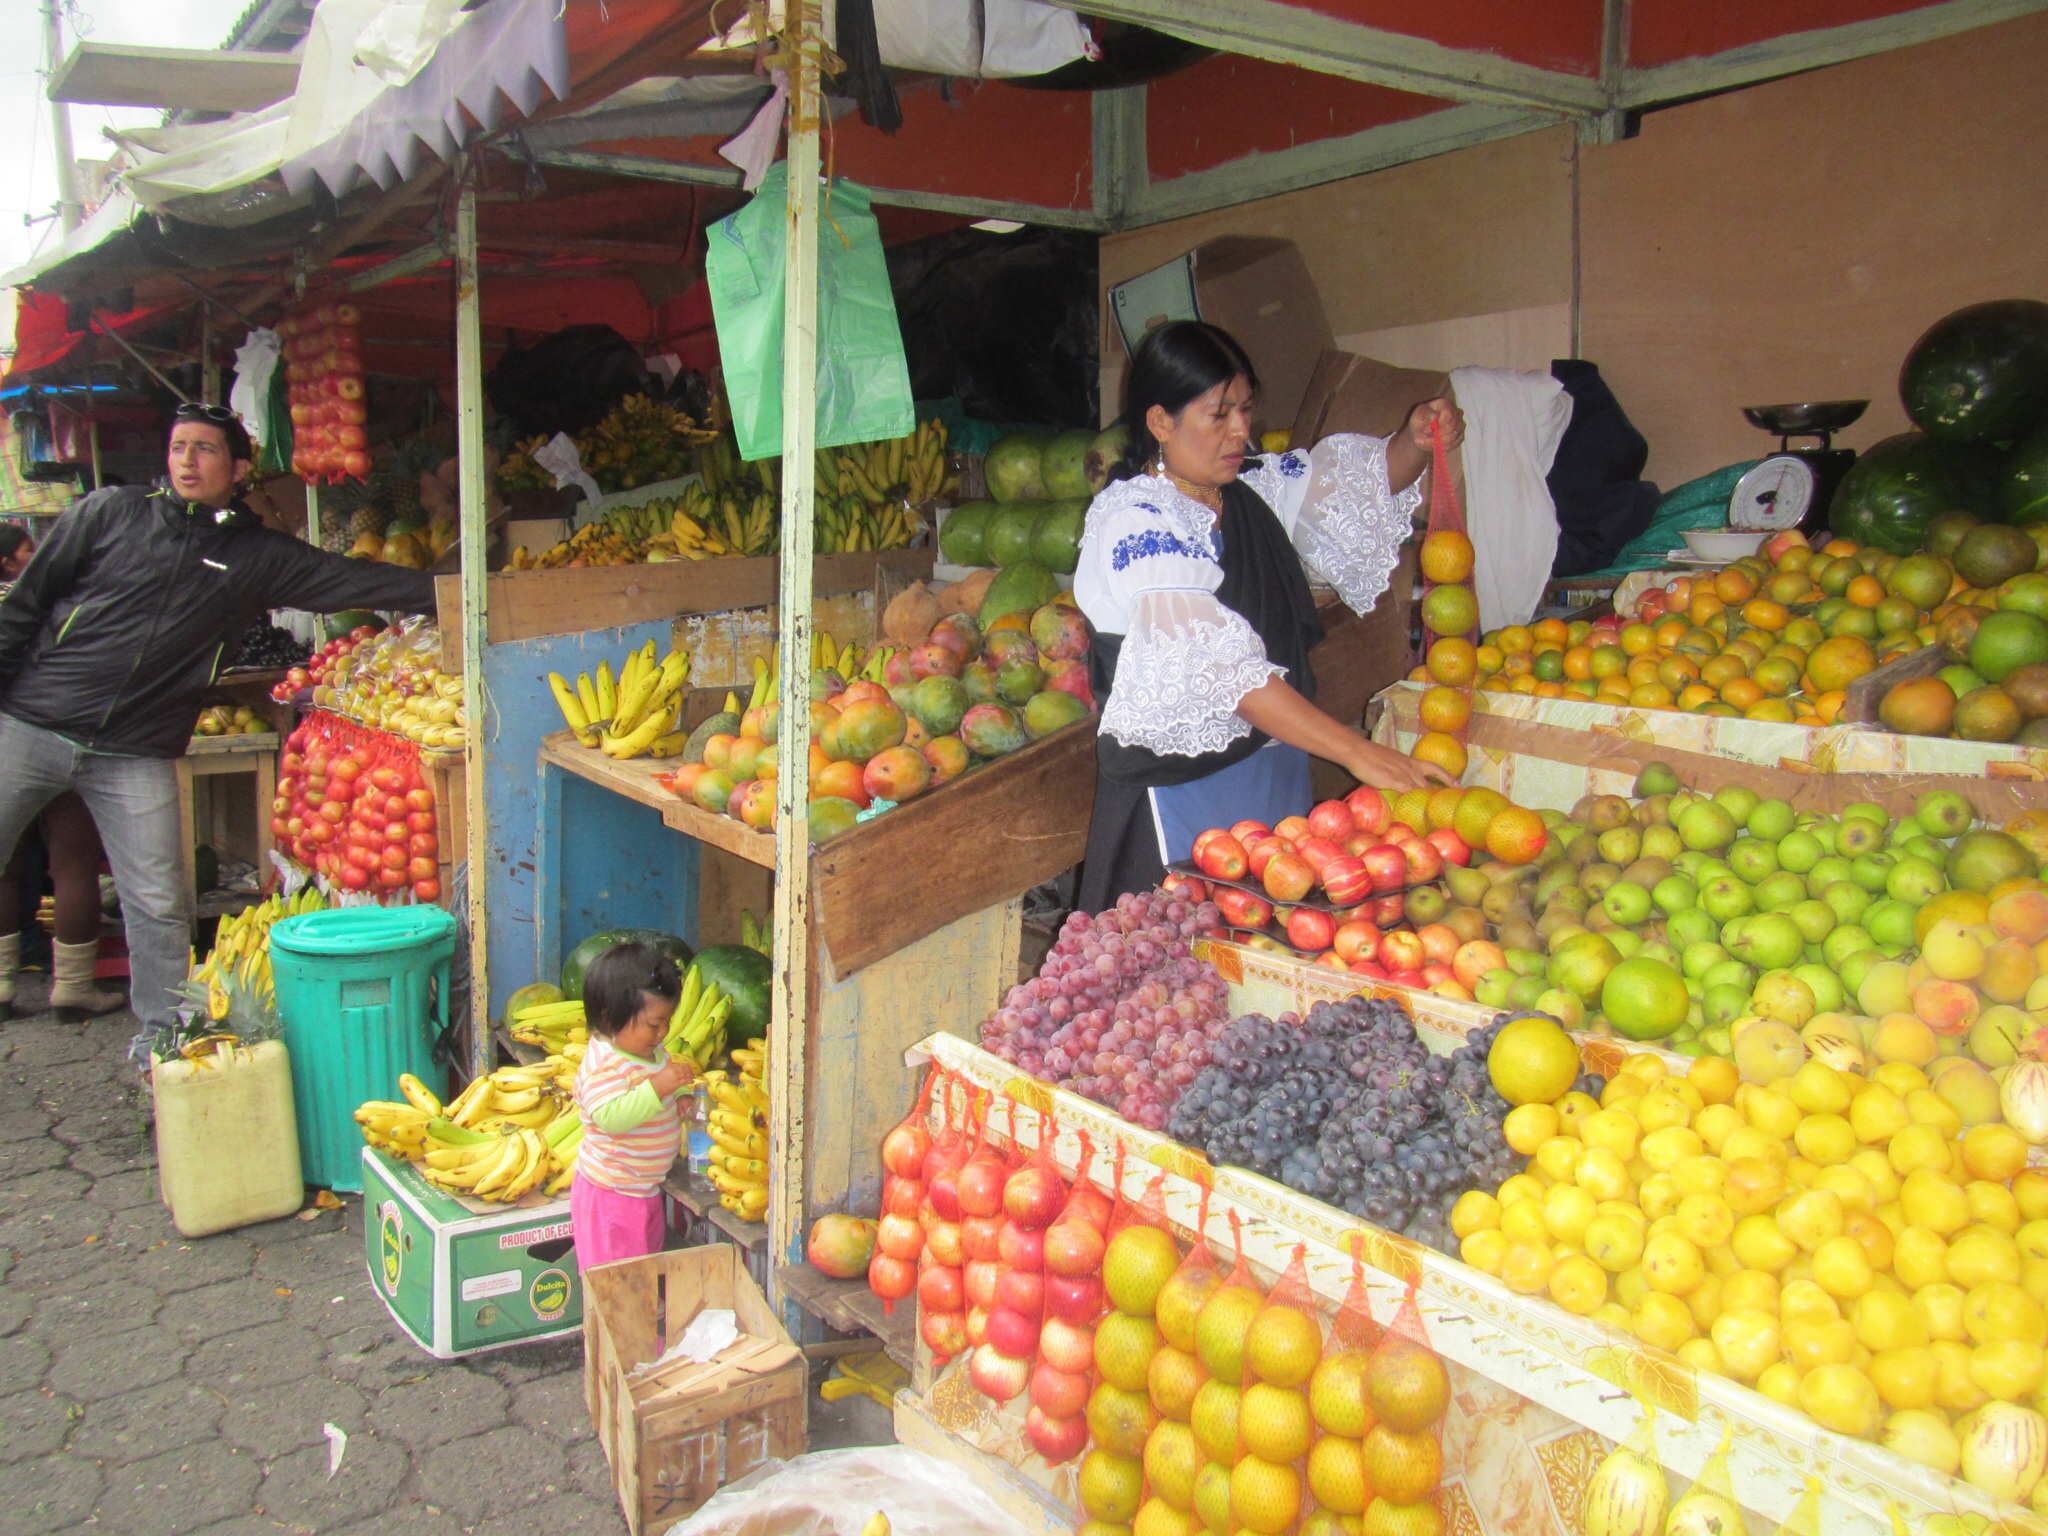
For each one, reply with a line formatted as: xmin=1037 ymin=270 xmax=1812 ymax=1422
xmin=979 ymin=889 xmax=1228 ymax=1130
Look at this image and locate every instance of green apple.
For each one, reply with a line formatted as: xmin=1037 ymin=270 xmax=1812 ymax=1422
xmin=1608 ymin=928 xmax=1644 ymax=958
xmin=1703 ymin=958 xmax=1759 ymax=995
xmin=1598 ymin=826 xmax=1644 ymax=867
xmin=1787 ymin=899 xmax=1838 ymax=944
xmin=1681 ymin=940 xmax=1730 ymax=979
xmin=1475 ymin=970 xmax=1516 ymax=1008
xmin=1850 ymin=852 xmax=1898 ymax=893
xmin=1699 ymin=873 xmax=1756 ymax=923
xmin=1704 ymin=983 xmax=1751 ymax=1027
xmin=1821 ymin=880 xmax=1873 ymax=926
xmin=1652 ymin=875 xmax=1700 ymax=916
xmin=1509 ymin=975 xmax=1549 ymax=1010
xmin=1822 ymin=923 xmax=1877 ymax=970
xmin=1916 ymin=789 xmax=1975 ymax=840
xmin=1665 ymin=906 xmax=1721 ymax=950
xmin=1776 ymin=831 xmax=1824 ymax=874
xmin=1727 ymin=838 xmax=1781 ymax=884
xmin=1714 ymin=784 xmax=1762 ymax=825
xmin=1747 ymin=798 xmax=1797 ymax=843
xmin=1753 ymin=872 xmax=1810 ymax=913
xmin=1885 ymin=855 xmax=1947 ymax=906
xmin=1604 ymin=880 xmax=1653 ymax=927
xmin=1842 ymin=800 xmax=1890 ymax=829
xmin=1792 ymin=963 xmax=1845 ymax=1014
xmin=1835 ymin=946 xmax=1884 ymax=1002
xmin=1753 ymin=970 xmax=1818 ymax=1026
xmin=1641 ymin=826 xmax=1684 ymax=861
xmin=1633 ymin=761 xmax=1680 ymax=797
xmin=1728 ymin=912 xmax=1804 ymax=970
xmin=1865 ymin=898 xmax=1919 ymax=952
xmin=1806 ymin=855 xmax=1856 ymax=893
xmin=1837 ymin=817 xmax=1887 ymax=858
xmin=1677 ymin=801 xmax=1739 ymax=853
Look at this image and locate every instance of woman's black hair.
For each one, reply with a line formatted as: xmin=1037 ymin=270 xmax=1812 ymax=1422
xmin=580 ymin=941 xmax=684 ymax=1038
xmin=0 ymin=525 xmax=30 ymax=565
xmin=1110 ymin=321 xmax=1260 ymax=483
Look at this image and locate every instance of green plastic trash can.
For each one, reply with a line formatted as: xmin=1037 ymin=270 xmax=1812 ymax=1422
xmin=270 ymin=905 xmax=457 ymax=1192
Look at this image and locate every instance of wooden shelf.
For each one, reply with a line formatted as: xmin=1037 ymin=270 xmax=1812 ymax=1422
xmin=663 ymin=1163 xmax=767 ymax=1251
xmin=775 ymin=1261 xmax=918 ymax=1378
xmin=185 ymin=730 xmax=280 ymax=757
xmin=538 ymin=730 xmax=776 ymax=866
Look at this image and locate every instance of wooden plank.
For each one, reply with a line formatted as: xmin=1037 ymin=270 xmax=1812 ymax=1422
xmin=432 ymin=550 xmax=931 ymax=665
xmin=537 ymin=730 xmax=775 ymax=868
xmin=184 ymin=732 xmax=280 ymax=759
xmin=812 ymin=721 xmax=1096 ymax=977
xmin=773 ymin=1262 xmax=921 ymax=1378
xmin=1842 ymin=644 xmax=1946 ymax=725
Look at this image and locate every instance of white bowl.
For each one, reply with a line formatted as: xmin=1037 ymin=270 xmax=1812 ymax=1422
xmin=1682 ymin=527 xmax=1769 ymax=562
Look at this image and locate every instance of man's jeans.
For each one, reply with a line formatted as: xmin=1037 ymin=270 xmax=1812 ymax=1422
xmin=0 ymin=714 xmax=188 ymax=1037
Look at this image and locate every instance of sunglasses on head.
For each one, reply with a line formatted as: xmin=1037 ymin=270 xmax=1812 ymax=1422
xmin=174 ymin=403 xmax=239 ymax=424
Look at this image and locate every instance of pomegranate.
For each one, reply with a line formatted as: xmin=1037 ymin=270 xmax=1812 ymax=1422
xmin=997 ymin=1220 xmax=1045 ymax=1272
xmin=876 ymin=1213 xmax=924 ymax=1262
xmin=1062 ymin=1185 xmax=1114 ymax=1232
xmin=881 ymin=1118 xmax=932 ymax=1179
xmin=920 ymin=1309 xmax=968 ymax=1359
xmin=996 ymin=1267 xmax=1045 ymax=1320
xmin=1043 ymin=1273 xmax=1106 ymax=1325
xmin=882 ymin=1175 xmax=923 ymax=1218
xmin=867 ymin=1252 xmax=915 ymax=1302
xmin=924 ymin=1220 xmax=964 ymax=1267
xmin=805 ymin=1215 xmax=876 ymax=1280
xmin=964 ymin=1260 xmax=1001 ymax=1311
xmin=1003 ymin=1164 xmax=1065 ymax=1230
xmin=1039 ymin=1316 xmax=1097 ymax=1374
xmin=961 ymin=1215 xmax=1003 ymax=1261
xmin=955 ymin=1157 xmax=1007 ymax=1218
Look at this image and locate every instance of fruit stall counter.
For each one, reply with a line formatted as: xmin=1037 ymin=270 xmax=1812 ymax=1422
xmin=905 ymin=1028 xmax=2012 ymax=1536
xmin=532 ymin=716 xmax=1096 ymax=1227
xmin=179 ymin=730 xmax=282 ymax=905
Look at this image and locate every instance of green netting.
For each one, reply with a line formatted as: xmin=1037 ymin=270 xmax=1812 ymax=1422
xmin=1575 ymin=461 xmax=1761 ymax=578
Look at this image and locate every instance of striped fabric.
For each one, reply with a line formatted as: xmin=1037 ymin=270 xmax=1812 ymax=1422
xmin=573 ymin=1037 xmax=682 ymax=1197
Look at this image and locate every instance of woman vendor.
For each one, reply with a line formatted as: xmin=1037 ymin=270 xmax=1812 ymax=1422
xmin=1074 ymin=321 xmax=1461 ymax=911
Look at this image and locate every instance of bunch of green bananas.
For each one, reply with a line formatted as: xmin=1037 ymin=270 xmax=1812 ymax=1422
xmin=508 ymin=996 xmax=587 ymax=1053
xmin=703 ymin=1039 xmax=768 ymax=1221
xmin=192 ymin=886 xmax=328 ymax=1022
xmin=739 ymin=909 xmax=772 ymax=958
xmin=664 ymin=963 xmax=732 ymax=1071
xmin=711 ymin=488 xmax=780 ymax=557
xmin=355 ymin=1059 xmax=586 ymax=1201
xmin=546 ymin=638 xmax=695 ymax=759
xmin=813 ymin=493 xmax=918 ymax=553
xmin=820 ymin=419 xmax=953 ymax=507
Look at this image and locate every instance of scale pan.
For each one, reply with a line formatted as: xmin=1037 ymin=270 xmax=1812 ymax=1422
xmin=1741 ymin=400 xmax=1869 ymax=435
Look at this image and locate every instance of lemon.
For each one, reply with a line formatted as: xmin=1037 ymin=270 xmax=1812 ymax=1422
xmin=1486 ymin=1016 xmax=1581 ymax=1106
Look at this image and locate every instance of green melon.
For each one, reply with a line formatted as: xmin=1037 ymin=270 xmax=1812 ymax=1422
xmin=939 ymin=501 xmax=994 ymax=566
xmin=1901 ymin=300 xmax=2048 ymax=444
xmin=984 ymin=501 xmax=1045 ymax=568
xmin=691 ymin=944 xmax=771 ymax=1044
xmin=985 ymin=432 xmax=1051 ymax=502
xmin=978 ymin=560 xmax=1060 ymax=629
xmin=2006 ymin=425 xmax=2048 ymax=527
xmin=560 ymin=929 xmax=694 ymax=999
xmin=503 ymin=982 xmax=563 ymax=1025
xmin=323 ymin=611 xmax=384 ymax=641
xmin=1041 ymin=429 xmax=1095 ymax=499
xmin=1828 ymin=433 xmax=1977 ymax=555
xmin=1030 ymin=498 xmax=1087 ymax=576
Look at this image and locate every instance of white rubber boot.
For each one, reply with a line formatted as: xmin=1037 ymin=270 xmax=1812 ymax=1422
xmin=51 ymin=939 xmax=125 ymax=1021
xmin=0 ymin=932 xmax=16 ymax=1017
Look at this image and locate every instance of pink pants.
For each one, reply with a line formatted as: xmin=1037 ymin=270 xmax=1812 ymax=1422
xmin=570 ymin=1172 xmax=666 ymax=1271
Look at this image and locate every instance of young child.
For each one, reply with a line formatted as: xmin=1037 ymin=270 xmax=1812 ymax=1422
xmin=570 ymin=941 xmax=695 ymax=1271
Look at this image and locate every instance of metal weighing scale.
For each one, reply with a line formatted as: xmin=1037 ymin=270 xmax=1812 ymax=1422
xmin=1730 ymin=400 xmax=1868 ymax=535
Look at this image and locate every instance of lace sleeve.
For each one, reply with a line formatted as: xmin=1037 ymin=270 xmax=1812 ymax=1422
xmin=1100 ymin=589 xmax=1282 ymax=757
xmin=1287 ymin=433 xmax=1424 ymax=615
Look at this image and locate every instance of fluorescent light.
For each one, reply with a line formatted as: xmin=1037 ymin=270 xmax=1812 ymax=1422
xmin=971 ymin=219 xmax=1025 ymax=234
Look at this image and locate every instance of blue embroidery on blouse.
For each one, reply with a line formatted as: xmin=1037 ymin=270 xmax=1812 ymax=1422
xmin=1110 ymin=528 xmax=1209 ymax=572
xmin=1277 ymin=452 xmax=1307 ymax=479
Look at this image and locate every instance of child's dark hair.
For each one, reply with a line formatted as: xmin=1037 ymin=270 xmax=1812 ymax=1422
xmin=580 ymin=941 xmax=683 ymax=1036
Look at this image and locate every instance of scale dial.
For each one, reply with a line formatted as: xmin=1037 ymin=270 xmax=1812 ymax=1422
xmin=1730 ymin=455 xmax=1817 ymax=530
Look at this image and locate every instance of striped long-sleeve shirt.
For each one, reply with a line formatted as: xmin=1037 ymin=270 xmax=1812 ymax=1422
xmin=573 ymin=1037 xmax=684 ymax=1197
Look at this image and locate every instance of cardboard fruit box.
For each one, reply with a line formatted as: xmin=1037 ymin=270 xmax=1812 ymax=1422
xmin=360 ymin=1147 xmax=581 ymax=1358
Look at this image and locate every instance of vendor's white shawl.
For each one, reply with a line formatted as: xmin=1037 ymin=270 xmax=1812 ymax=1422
xmin=1072 ymin=435 xmax=1421 ymax=758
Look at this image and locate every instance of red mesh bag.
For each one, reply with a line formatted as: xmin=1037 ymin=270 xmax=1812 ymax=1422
xmin=921 ymin=1072 xmax=971 ymax=1223
xmin=1359 ymin=1278 xmax=1450 ymax=1516
xmin=973 ymin=1109 xmax=1065 ymax=1406
xmin=1224 ymin=1243 xmax=1324 ymax=1532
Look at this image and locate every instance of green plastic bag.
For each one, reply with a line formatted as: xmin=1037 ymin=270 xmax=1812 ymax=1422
xmin=706 ymin=163 xmax=915 ymax=462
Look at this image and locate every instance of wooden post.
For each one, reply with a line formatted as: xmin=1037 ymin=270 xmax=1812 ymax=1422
xmin=453 ymin=161 xmax=492 ymax=1079
xmin=768 ymin=0 xmax=828 ymax=1304
xmin=305 ymin=481 xmax=320 ymax=549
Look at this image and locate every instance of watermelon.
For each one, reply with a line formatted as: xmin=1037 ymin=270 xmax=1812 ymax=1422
xmin=1030 ymin=498 xmax=1086 ymax=575
xmin=323 ymin=611 xmax=384 ymax=641
xmin=1901 ymin=300 xmax=2048 ymax=444
xmin=939 ymin=501 xmax=993 ymax=566
xmin=1828 ymin=432 xmax=1978 ymax=555
xmin=984 ymin=501 xmax=1045 ymax=567
xmin=2006 ymin=425 xmax=2048 ymax=527
xmin=560 ymin=929 xmax=694 ymax=999
xmin=691 ymin=943 xmax=771 ymax=1044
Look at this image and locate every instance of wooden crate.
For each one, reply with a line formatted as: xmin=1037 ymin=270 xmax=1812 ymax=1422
xmin=583 ymin=1244 xmax=808 ymax=1536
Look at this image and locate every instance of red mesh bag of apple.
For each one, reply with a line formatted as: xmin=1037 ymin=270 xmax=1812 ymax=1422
xmin=1076 ymin=1163 xmax=1173 ymax=1529
xmin=969 ymin=1107 xmax=1066 ymax=1405
xmin=915 ymin=1072 xmax=972 ymax=1361
xmin=1358 ymin=1279 xmax=1449 ymax=1536
xmin=867 ymin=1067 xmax=938 ymax=1314
xmin=1024 ymin=1133 xmax=1107 ymax=1465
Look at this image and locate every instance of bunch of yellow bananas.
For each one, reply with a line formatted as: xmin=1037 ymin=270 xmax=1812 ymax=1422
xmin=647 ymin=483 xmax=737 ymax=560
xmin=355 ymin=1057 xmax=587 ymax=1201
xmin=509 ymin=517 xmax=643 ymax=570
xmin=663 ymin=964 xmax=732 ymax=1072
xmin=507 ymin=996 xmax=587 ymax=1053
xmin=821 ymin=419 xmax=953 ymax=507
xmin=546 ymin=639 xmax=695 ymax=759
xmin=813 ymin=493 xmax=919 ymax=554
xmin=191 ymin=886 xmax=328 ymax=1022
xmin=703 ymin=1039 xmax=769 ymax=1222
xmin=811 ymin=629 xmax=867 ymax=683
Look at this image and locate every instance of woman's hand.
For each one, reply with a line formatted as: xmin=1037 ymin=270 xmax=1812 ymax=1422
xmin=651 ymin=1054 xmax=698 ymax=1099
xmin=1406 ymin=397 xmax=1465 ymax=455
xmin=1346 ymin=738 xmax=1456 ymax=792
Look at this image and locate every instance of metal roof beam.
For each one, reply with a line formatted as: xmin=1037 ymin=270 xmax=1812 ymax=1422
xmin=49 ymin=42 xmax=300 ymax=113
xmin=1617 ymin=0 xmax=2048 ymax=107
xmin=1074 ymin=0 xmax=1605 ymax=115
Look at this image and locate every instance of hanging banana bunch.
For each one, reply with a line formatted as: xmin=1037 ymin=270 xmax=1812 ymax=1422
xmin=702 ymin=1037 xmax=769 ymax=1222
xmin=547 ymin=640 xmax=695 ymax=759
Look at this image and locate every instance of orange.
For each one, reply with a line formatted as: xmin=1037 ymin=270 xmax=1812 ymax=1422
xmin=1562 ymin=645 xmax=1595 ymax=681
xmin=1412 ymin=733 xmax=1467 ymax=778
xmin=1657 ymin=655 xmax=1702 ymax=690
xmin=1627 ymin=656 xmax=1664 ymax=688
xmin=1496 ymin=625 xmax=1533 ymax=655
xmin=1598 ymin=677 xmax=1634 ymax=704
xmin=1620 ymin=624 xmax=1657 ymax=656
xmin=1425 ymin=786 xmax=1465 ymax=831
xmin=1700 ymin=653 xmax=1748 ymax=689
xmin=1654 ymin=617 xmax=1689 ymax=649
xmin=1420 ymin=530 xmax=1474 ymax=584
xmin=1630 ymin=683 xmax=1675 ymax=709
xmin=1813 ymin=689 xmax=1848 ymax=724
xmin=1590 ymin=645 xmax=1629 ymax=679
xmin=1746 ymin=698 xmax=1798 ymax=723
xmin=1752 ymin=656 xmax=1802 ymax=697
xmin=1720 ymin=677 xmax=1765 ymax=711
xmin=1425 ymin=637 xmax=1477 ymax=686
xmin=1532 ymin=650 xmax=1565 ymax=683
xmin=1688 ymin=592 xmax=1726 ymax=626
xmin=1474 ymin=644 xmax=1505 ymax=675
xmin=1485 ymin=806 xmax=1549 ymax=864
xmin=1741 ymin=599 xmax=1791 ymax=632
xmin=1677 ymin=683 xmax=1717 ymax=712
xmin=1847 ymin=574 xmax=1886 ymax=609
xmin=1503 ymin=651 xmax=1533 ymax=677
xmin=1533 ymin=680 xmax=1567 ymax=699
xmin=1533 ymin=617 xmax=1569 ymax=647
xmin=1418 ymin=686 xmax=1471 ymax=734
xmin=1510 ymin=674 xmax=1538 ymax=695
xmin=1715 ymin=568 xmax=1757 ymax=604
xmin=1806 ymin=636 xmax=1878 ymax=693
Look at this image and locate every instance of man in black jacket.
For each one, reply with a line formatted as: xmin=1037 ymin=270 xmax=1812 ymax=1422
xmin=0 ymin=404 xmax=438 ymax=1047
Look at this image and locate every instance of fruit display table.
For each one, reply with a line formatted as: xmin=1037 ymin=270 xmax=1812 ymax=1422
xmin=902 ymin=1012 xmax=2022 ymax=1536
xmin=179 ymin=732 xmax=281 ymax=902
xmin=532 ymin=716 xmax=1096 ymax=1228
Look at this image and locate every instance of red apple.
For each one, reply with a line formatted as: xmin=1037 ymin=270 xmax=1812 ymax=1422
xmin=1192 ymin=828 xmax=1248 ymax=882
xmin=997 ymin=1266 xmax=1045 ymax=1319
xmin=1346 ymin=786 xmax=1392 ymax=836
xmin=1320 ymin=855 xmax=1372 ymax=906
xmin=1043 ymin=1221 xmax=1106 ymax=1277
xmin=925 ymin=1220 xmax=964 ymax=1266
xmin=1350 ymin=959 xmax=1388 ymax=978
xmin=965 ymin=1259 xmax=1002 ymax=1310
xmin=1362 ymin=844 xmax=1409 ymax=894
xmin=1316 ymin=952 xmax=1351 ymax=970
xmin=1417 ymin=923 xmax=1461 ymax=964
xmin=1228 ymin=819 xmax=1272 ymax=847
xmin=1025 ymin=1404 xmax=1089 ymax=1464
xmin=1273 ymin=815 xmax=1312 ymax=844
xmin=1262 ymin=851 xmax=1316 ymax=903
xmin=998 ymin=1219 xmax=1045 ymax=1272
xmin=962 ymin=1214 xmax=1003 ymax=1260
xmin=1307 ymin=799 xmax=1356 ymax=844
xmin=1380 ymin=929 xmax=1426 ymax=972
xmin=956 ymin=1158 xmax=1007 ymax=1217
xmin=1246 ymin=837 xmax=1289 ymax=880
xmin=970 ymin=1343 xmax=1032 ymax=1401
xmin=1295 ymin=836 xmax=1344 ymax=877
xmin=1286 ymin=908 xmax=1337 ymax=953
xmin=920 ymin=1264 xmax=965 ymax=1313
xmin=1420 ymin=963 xmax=1455 ymax=987
xmin=1403 ymin=839 xmax=1445 ymax=884
xmin=985 ymin=1307 xmax=1040 ymax=1360
xmin=1043 ymin=1273 xmax=1105 ymax=1325
xmin=1212 ymin=887 xmax=1273 ymax=930
xmin=1333 ymin=920 xmax=1381 ymax=965
xmin=1386 ymin=968 xmax=1428 ymax=989
xmin=1161 ymin=871 xmax=1209 ymax=904
xmin=1039 ymin=1316 xmax=1097 ymax=1374
xmin=1426 ymin=827 xmax=1473 ymax=866
xmin=1342 ymin=832 xmax=1376 ymax=858
xmin=1369 ymin=893 xmax=1408 ymax=926
xmin=1004 ymin=1166 xmax=1065 ymax=1230
xmin=1030 ymin=1363 xmax=1092 ymax=1421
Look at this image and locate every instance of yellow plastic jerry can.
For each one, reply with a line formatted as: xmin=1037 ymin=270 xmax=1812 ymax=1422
xmin=153 ymin=1038 xmax=305 ymax=1236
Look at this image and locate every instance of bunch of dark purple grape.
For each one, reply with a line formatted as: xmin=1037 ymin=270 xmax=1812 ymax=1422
xmin=979 ymin=888 xmax=1229 ymax=1131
